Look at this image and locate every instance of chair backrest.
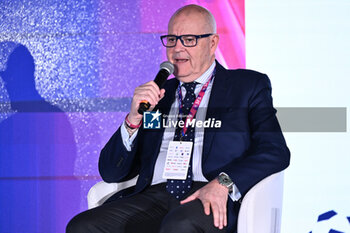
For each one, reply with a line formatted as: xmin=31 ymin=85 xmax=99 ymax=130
xmin=237 ymin=172 xmax=284 ymax=233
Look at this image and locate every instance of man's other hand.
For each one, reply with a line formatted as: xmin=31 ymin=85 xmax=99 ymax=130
xmin=180 ymin=179 xmax=229 ymax=229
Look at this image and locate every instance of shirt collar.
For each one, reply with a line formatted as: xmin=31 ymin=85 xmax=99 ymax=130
xmin=179 ymin=61 xmax=216 ymax=86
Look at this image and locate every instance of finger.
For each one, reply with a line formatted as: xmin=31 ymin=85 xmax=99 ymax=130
xmin=217 ymin=200 xmax=228 ymax=229
xmin=219 ymin=205 xmax=224 ymax=229
xmin=180 ymin=192 xmax=198 ymax=204
xmin=134 ymin=89 xmax=159 ymax=106
xmin=143 ymin=81 xmax=161 ymax=99
xmin=143 ymin=81 xmax=161 ymax=95
xmin=223 ymin=207 xmax=227 ymax=227
xmin=147 ymin=81 xmax=162 ymax=94
xmin=203 ymin=201 xmax=211 ymax=215
xmin=211 ymin=203 xmax=220 ymax=228
xmin=134 ymin=81 xmax=160 ymax=95
xmin=159 ymin=89 xmax=166 ymax=99
xmin=140 ymin=96 xmax=157 ymax=107
xmin=136 ymin=83 xmax=161 ymax=102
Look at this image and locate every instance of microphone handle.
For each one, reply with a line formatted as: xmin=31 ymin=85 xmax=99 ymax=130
xmin=154 ymin=69 xmax=170 ymax=87
xmin=138 ymin=102 xmax=151 ymax=115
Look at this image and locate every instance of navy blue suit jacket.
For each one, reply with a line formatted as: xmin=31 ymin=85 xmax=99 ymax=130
xmin=99 ymin=61 xmax=290 ymax=232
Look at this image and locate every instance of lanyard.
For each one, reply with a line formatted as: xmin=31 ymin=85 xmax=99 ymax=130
xmin=177 ymin=69 xmax=215 ymax=138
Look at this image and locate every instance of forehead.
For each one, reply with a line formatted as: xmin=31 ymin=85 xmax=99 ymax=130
xmin=168 ymin=12 xmax=207 ymax=34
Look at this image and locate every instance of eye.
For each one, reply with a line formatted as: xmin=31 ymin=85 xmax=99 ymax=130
xmin=167 ymin=37 xmax=176 ymax=42
xmin=183 ymin=36 xmax=195 ymax=44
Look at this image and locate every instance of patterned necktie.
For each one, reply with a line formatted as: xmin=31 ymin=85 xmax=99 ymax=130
xmin=166 ymin=82 xmax=197 ymax=200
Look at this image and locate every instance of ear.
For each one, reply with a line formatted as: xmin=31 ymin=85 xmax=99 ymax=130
xmin=210 ymin=34 xmax=219 ymax=54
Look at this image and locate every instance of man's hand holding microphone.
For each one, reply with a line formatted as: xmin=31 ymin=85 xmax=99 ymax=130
xmin=124 ymin=61 xmax=174 ymax=135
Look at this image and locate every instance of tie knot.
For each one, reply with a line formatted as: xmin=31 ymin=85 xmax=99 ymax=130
xmin=182 ymin=82 xmax=197 ymax=93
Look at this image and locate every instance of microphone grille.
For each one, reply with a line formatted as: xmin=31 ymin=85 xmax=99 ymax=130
xmin=160 ymin=61 xmax=174 ymax=74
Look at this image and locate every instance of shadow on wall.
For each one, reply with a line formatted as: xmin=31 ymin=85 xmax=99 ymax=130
xmin=0 ymin=42 xmax=80 ymax=233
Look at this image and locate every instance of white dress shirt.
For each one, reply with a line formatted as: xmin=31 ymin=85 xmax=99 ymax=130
xmin=120 ymin=61 xmax=241 ymax=201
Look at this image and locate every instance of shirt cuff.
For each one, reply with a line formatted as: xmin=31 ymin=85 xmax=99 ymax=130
xmin=229 ymin=184 xmax=242 ymax=202
xmin=120 ymin=121 xmax=139 ymax=151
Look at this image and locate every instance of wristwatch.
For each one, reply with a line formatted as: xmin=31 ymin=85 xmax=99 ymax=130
xmin=217 ymin=172 xmax=234 ymax=193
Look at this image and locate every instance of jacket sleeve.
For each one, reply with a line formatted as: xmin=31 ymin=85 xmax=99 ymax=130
xmin=225 ymin=74 xmax=290 ymax=196
xmin=98 ymin=126 xmax=142 ymax=183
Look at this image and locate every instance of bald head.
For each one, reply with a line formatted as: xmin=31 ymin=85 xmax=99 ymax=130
xmin=165 ymin=4 xmax=219 ymax=83
xmin=168 ymin=4 xmax=217 ymax=34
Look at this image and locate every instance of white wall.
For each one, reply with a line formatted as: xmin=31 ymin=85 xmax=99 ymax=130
xmin=246 ymin=1 xmax=350 ymax=232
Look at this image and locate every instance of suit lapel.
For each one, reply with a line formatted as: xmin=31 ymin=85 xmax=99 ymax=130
xmin=202 ymin=61 xmax=228 ymax=163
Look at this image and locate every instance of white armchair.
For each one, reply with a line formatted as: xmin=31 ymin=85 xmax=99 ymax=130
xmin=87 ymin=176 xmax=138 ymax=209
xmin=236 ymin=172 xmax=284 ymax=233
xmin=87 ymin=172 xmax=284 ymax=233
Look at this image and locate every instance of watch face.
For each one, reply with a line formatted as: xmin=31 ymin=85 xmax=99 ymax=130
xmin=219 ymin=174 xmax=232 ymax=186
xmin=218 ymin=174 xmax=233 ymax=193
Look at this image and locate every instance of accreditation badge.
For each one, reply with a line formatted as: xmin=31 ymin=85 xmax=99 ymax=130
xmin=162 ymin=141 xmax=193 ymax=180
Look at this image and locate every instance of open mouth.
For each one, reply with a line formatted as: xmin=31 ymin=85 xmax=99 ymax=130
xmin=174 ymin=58 xmax=189 ymax=63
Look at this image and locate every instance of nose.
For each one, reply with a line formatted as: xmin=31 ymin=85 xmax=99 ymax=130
xmin=173 ymin=38 xmax=185 ymax=52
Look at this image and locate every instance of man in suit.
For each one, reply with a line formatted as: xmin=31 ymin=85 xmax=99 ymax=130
xmin=67 ymin=4 xmax=290 ymax=233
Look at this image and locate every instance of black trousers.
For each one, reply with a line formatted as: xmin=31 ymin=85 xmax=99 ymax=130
xmin=66 ymin=182 xmax=227 ymax=233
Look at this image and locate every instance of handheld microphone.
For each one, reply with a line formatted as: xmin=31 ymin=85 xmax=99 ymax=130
xmin=138 ymin=61 xmax=174 ymax=115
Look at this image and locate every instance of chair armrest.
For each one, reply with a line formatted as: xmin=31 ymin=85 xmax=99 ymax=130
xmin=237 ymin=172 xmax=284 ymax=233
xmin=87 ymin=172 xmax=284 ymax=233
xmin=87 ymin=176 xmax=138 ymax=209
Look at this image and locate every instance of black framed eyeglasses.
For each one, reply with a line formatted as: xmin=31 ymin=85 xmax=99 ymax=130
xmin=160 ymin=34 xmax=214 ymax=48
